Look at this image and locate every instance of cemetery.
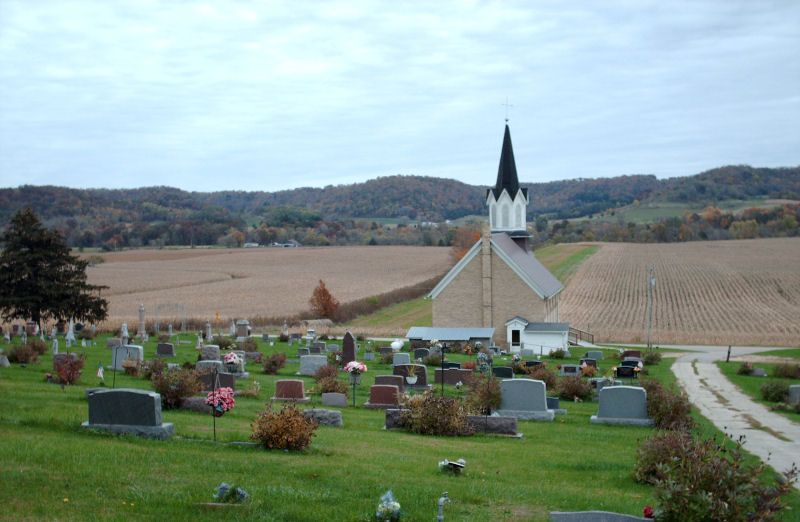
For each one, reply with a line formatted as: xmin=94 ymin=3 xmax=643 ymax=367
xmin=1 ymin=325 xmax=798 ymax=521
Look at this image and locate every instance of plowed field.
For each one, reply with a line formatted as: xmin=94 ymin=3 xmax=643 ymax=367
xmin=560 ymin=238 xmax=800 ymax=346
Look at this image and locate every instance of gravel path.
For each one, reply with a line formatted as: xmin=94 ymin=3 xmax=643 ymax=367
xmin=667 ymin=344 xmax=800 ymax=487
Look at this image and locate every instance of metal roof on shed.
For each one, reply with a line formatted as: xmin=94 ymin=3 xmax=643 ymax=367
xmin=523 ymin=322 xmax=570 ymax=333
xmin=405 ymin=327 xmax=495 ymax=341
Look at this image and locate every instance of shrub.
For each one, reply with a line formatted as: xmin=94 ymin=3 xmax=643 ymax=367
xmin=761 ymin=381 xmax=790 ymax=403
xmin=650 ymin=435 xmax=797 ymax=521
xmin=237 ymin=380 xmax=261 ymax=398
xmin=771 ymin=402 xmax=800 ymax=414
xmin=158 ymin=334 xmax=170 ymax=343
xmin=511 ymin=360 xmax=527 ymax=375
xmin=465 ymin=373 xmax=502 ymax=415
xmin=77 ymin=329 xmax=95 ymax=340
xmin=263 ymin=352 xmax=287 ymax=375
xmin=121 ymin=358 xmax=141 ymax=377
xmin=634 ymin=430 xmax=695 ymax=485
xmin=213 ymin=336 xmax=236 ymax=350
xmin=527 ymin=366 xmax=557 ymax=390
xmin=240 ymin=337 xmax=258 ymax=352
xmin=640 ymin=378 xmax=694 ymax=431
xmin=315 ymin=376 xmax=349 ymax=396
xmin=400 ymin=392 xmax=473 ymax=436
xmin=581 ymin=365 xmax=597 ymax=377
xmin=54 ymin=354 xmax=85 ymax=385
xmin=7 ymin=344 xmax=39 ymax=364
xmin=141 ymin=359 xmax=167 ymax=380
xmin=773 ymin=363 xmax=800 ymax=379
xmin=557 ymin=376 xmax=593 ymax=401
xmin=27 ymin=339 xmax=47 ymax=355
xmin=314 ymin=364 xmax=338 ymax=381
xmin=463 ymin=361 xmax=477 ymax=371
xmin=326 ymin=351 xmax=341 ymax=366
xmin=278 ymin=333 xmax=289 ymax=342
xmin=151 ymin=369 xmax=201 ymax=409
xmin=549 ymin=349 xmax=566 ymax=359
xmin=643 ymin=352 xmax=662 ymax=365
xmin=737 ymin=362 xmax=754 ymax=375
xmin=424 ymin=354 xmax=442 ymax=367
xmin=251 ymin=403 xmax=318 ymax=450
xmin=380 ymin=352 xmax=394 ymax=365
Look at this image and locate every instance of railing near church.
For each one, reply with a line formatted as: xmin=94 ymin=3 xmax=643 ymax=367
xmin=568 ymin=327 xmax=594 ymax=345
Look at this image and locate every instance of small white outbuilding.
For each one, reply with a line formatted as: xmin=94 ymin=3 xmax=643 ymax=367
xmin=505 ymin=317 xmax=569 ymax=355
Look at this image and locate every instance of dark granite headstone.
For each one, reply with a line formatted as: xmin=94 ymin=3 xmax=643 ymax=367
xmin=197 ymin=371 xmax=236 ymax=392
xmin=525 ymin=360 xmax=544 ymax=369
xmin=492 ymin=366 xmax=514 ymax=379
xmin=82 ymin=388 xmax=173 ymax=439
xmin=621 ymin=350 xmax=641 ymax=359
xmin=379 ymin=346 xmax=393 ymax=356
xmin=579 ymin=358 xmax=598 ymax=368
xmin=341 ymin=331 xmax=356 ymax=367
xmin=413 ymin=348 xmax=430 ymax=360
xmin=615 ymin=366 xmax=637 ymax=379
xmin=156 ymin=343 xmax=176 ymax=357
xmin=435 ymin=368 xmax=475 ymax=385
xmin=303 ymin=408 xmax=343 ymax=427
xmin=392 ymin=364 xmax=428 ymax=389
xmin=442 ymin=362 xmax=461 ymax=369
xmin=619 ymin=360 xmax=639 ymax=368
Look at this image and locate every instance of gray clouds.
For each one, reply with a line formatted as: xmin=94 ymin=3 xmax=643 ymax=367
xmin=0 ymin=0 xmax=797 ymax=191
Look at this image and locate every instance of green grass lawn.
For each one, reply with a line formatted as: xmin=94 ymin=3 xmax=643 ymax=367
xmin=2 ymin=335 xmax=798 ymax=521
xmin=755 ymin=348 xmax=800 ymax=359
xmin=717 ymin=361 xmax=800 ymax=424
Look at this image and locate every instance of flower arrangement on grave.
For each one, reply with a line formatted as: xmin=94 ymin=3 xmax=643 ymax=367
xmin=642 ymin=505 xmax=654 ymax=519
xmin=375 ymin=490 xmax=401 ymax=521
xmin=438 ymin=457 xmax=466 ymax=475
xmin=344 ymin=360 xmax=367 ymax=375
xmin=212 ymin=482 xmax=249 ymax=504
xmin=476 ymin=351 xmax=492 ymax=374
xmin=223 ymin=352 xmax=242 ymax=372
xmin=205 ymin=387 xmax=235 ymax=417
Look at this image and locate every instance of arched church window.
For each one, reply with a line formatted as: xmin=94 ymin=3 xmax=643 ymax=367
xmin=501 ymin=204 xmax=509 ymax=229
xmin=515 ymin=204 xmax=523 ymax=228
xmin=491 ymin=204 xmax=497 ymax=228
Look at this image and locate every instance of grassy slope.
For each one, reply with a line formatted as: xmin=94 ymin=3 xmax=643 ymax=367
xmin=757 ymin=348 xmax=800 ymax=359
xmin=345 ymin=243 xmax=599 ymax=333
xmin=2 ymin=339 xmax=798 ymax=521
xmin=717 ymin=361 xmax=800 ymax=424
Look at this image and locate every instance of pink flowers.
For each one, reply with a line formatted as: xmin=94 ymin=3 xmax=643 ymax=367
xmin=205 ymin=387 xmax=235 ymax=415
xmin=344 ymin=361 xmax=368 ymax=375
xmin=643 ymin=505 xmax=654 ymax=519
xmin=223 ymin=353 xmax=241 ymax=365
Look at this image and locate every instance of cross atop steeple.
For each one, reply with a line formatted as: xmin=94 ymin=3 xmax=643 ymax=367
xmin=502 ymin=97 xmax=514 ymax=123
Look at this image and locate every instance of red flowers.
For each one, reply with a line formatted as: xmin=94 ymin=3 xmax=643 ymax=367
xmin=643 ymin=505 xmax=654 ymax=519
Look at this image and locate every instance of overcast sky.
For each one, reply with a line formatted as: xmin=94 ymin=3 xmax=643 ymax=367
xmin=1 ymin=1 xmax=798 ymax=193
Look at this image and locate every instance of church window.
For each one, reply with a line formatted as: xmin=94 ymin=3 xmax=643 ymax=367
xmin=501 ymin=204 xmax=509 ymax=229
xmin=511 ymin=329 xmax=520 ymax=346
xmin=515 ymin=204 xmax=523 ymax=228
xmin=491 ymin=204 xmax=497 ymax=228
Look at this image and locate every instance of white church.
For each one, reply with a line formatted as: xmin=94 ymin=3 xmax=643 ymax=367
xmin=427 ymin=124 xmax=570 ymax=354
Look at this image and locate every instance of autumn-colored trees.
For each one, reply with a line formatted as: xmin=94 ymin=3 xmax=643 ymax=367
xmin=309 ymin=280 xmax=339 ymax=319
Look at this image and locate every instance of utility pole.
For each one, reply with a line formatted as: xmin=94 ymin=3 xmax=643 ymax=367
xmin=646 ymin=265 xmax=656 ymax=352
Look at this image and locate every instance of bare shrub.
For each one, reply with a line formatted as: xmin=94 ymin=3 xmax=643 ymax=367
xmin=400 ymin=392 xmax=473 ymax=436
xmin=262 ymin=353 xmax=287 ymax=375
xmin=773 ymin=363 xmax=800 ymax=379
xmin=7 ymin=344 xmax=39 ymax=364
xmin=737 ymin=362 xmax=754 ymax=375
xmin=315 ymin=376 xmax=348 ymax=396
xmin=54 ymin=354 xmax=85 ymax=385
xmin=251 ymin=403 xmax=318 ymax=450
xmin=640 ymin=378 xmax=694 ymax=431
xmin=240 ymin=337 xmax=258 ymax=352
xmin=761 ymin=381 xmax=789 ymax=403
xmin=557 ymin=376 xmax=592 ymax=401
xmin=314 ymin=365 xmax=338 ymax=381
xmin=634 ymin=430 xmax=695 ymax=485
xmin=465 ymin=373 xmax=501 ymax=415
xmin=151 ymin=369 xmax=201 ymax=409
xmin=527 ymin=366 xmax=557 ymax=390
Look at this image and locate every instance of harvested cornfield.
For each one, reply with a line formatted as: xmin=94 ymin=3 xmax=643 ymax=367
xmin=560 ymin=238 xmax=800 ymax=346
xmin=86 ymin=246 xmax=451 ymax=328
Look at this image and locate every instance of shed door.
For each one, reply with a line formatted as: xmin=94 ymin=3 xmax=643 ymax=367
xmin=511 ymin=329 xmax=520 ymax=347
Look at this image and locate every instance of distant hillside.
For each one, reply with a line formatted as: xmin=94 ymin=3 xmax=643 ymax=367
xmin=0 ymin=165 xmax=798 ymax=248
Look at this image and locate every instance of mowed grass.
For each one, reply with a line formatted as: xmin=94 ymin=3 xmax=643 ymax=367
xmin=533 ymin=243 xmax=599 ymax=284
xmin=2 ymin=337 xmax=798 ymax=521
xmin=756 ymin=348 xmax=800 ymax=359
xmin=717 ymin=361 xmax=800 ymax=424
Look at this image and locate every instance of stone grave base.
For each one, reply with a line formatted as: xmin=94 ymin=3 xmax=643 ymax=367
xmin=271 ymin=396 xmax=310 ymax=403
xmin=466 ymin=415 xmax=519 ymax=436
xmin=180 ymin=397 xmax=212 ymax=413
xmin=303 ymin=409 xmax=343 ymax=427
xmin=364 ymin=401 xmax=398 ymax=409
xmin=550 ymin=511 xmax=649 ymax=521
xmin=384 ymin=409 xmax=405 ymax=429
xmin=81 ymin=421 xmax=174 ymax=440
xmin=590 ymin=415 xmax=654 ymax=427
xmin=494 ymin=409 xmax=555 ymax=421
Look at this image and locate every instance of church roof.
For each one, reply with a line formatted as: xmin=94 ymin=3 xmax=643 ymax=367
xmin=427 ymin=233 xmax=564 ymax=300
xmin=490 ymin=233 xmax=563 ymax=298
xmin=487 ymin=124 xmax=528 ymax=201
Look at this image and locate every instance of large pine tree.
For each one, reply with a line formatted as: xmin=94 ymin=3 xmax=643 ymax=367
xmin=0 ymin=208 xmax=108 ymax=327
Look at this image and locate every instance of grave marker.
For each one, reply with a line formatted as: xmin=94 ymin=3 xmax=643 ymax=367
xmin=81 ymin=388 xmax=174 ymax=439
xmin=298 ymin=355 xmax=327 ymax=376
xmin=496 ymin=378 xmax=554 ymax=421
xmin=272 ymin=380 xmax=309 ymax=402
xmin=341 ymin=332 xmax=356 ymax=366
xmin=590 ymin=386 xmax=653 ymax=426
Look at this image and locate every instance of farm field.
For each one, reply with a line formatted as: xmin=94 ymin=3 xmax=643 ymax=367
xmin=560 ymin=238 xmax=800 ymax=346
xmin=85 ymin=246 xmax=452 ymax=328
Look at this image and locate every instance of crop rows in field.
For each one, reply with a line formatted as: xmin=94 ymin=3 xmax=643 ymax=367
xmin=560 ymin=238 xmax=800 ymax=346
xmin=87 ymin=246 xmax=452 ymax=328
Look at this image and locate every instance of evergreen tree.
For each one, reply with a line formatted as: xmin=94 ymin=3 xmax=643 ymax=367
xmin=0 ymin=208 xmax=108 ymax=328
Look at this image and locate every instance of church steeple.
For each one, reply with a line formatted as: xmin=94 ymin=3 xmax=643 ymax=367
xmin=486 ymin=124 xmax=529 ymax=240
xmin=491 ymin=124 xmax=521 ymax=200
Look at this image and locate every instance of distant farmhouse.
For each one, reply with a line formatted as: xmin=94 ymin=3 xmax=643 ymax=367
xmin=428 ymin=125 xmax=567 ymax=352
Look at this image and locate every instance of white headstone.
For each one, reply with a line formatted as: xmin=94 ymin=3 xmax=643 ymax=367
xmin=137 ymin=304 xmax=146 ymax=340
xmin=111 ymin=344 xmax=144 ymax=371
xmin=51 ymin=338 xmax=59 ymax=354
xmin=205 ymin=321 xmax=212 ymax=341
xmin=65 ymin=320 xmax=75 ymax=347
